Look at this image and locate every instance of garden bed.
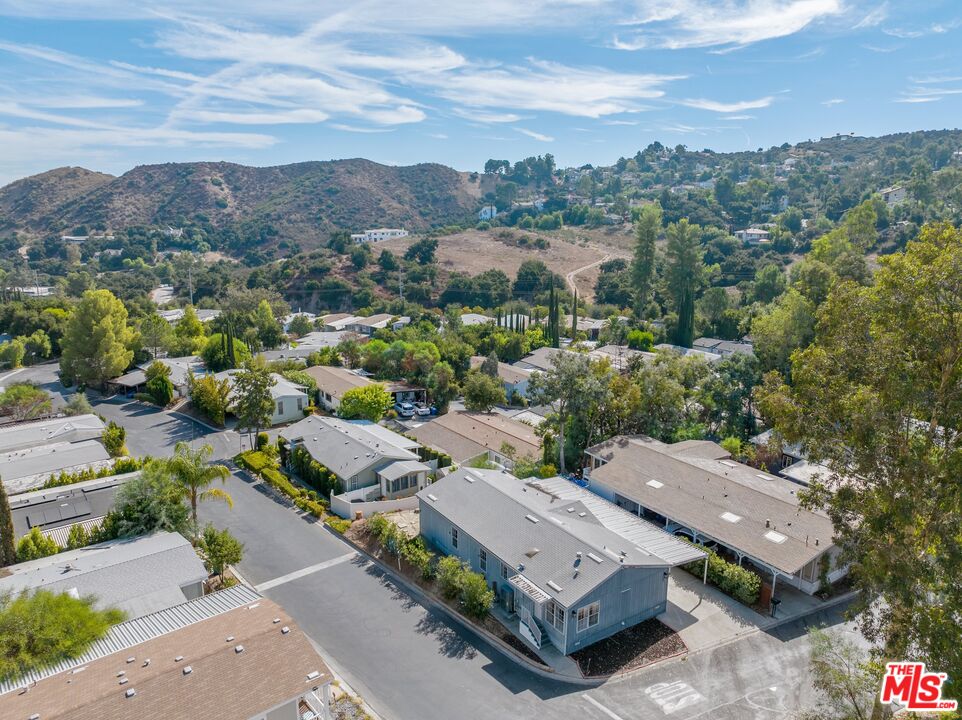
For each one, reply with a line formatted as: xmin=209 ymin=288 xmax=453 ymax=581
xmin=570 ymin=619 xmax=686 ymax=677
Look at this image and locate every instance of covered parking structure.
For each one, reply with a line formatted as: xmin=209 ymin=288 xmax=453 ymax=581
xmin=584 ymin=435 xmax=846 ymax=597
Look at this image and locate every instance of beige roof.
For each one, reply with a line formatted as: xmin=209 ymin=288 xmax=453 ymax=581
xmin=410 ymin=411 xmax=540 ymax=463
xmin=469 ymin=357 xmax=532 ymax=385
xmin=0 ymin=597 xmax=330 ymax=720
xmin=588 ymin=436 xmax=836 ymax=575
xmin=303 ymin=365 xmax=372 ymax=400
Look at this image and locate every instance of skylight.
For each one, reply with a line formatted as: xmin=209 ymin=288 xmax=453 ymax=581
xmin=525 ymin=514 xmax=539 ymax=524
xmin=764 ymin=530 xmax=787 ymax=543
xmin=720 ymin=511 xmax=742 ymax=523
xmin=646 ymin=479 xmax=664 ymax=489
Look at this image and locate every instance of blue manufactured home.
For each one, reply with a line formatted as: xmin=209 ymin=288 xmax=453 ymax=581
xmin=417 ymin=469 xmax=705 ymax=654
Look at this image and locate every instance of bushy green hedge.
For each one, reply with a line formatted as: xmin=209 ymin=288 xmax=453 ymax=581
xmin=405 ymin=435 xmax=452 ymax=468
xmin=325 ymin=516 xmax=352 ymax=534
xmin=683 ymin=546 xmax=761 ymax=606
xmin=237 ymin=450 xmax=328 ymax=519
xmin=43 ymin=456 xmax=148 ymax=489
xmin=236 ymin=451 xmax=272 ymax=474
xmin=290 ymin=446 xmax=341 ymax=497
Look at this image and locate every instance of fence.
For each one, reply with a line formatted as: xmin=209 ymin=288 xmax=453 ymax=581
xmin=330 ymin=493 xmax=420 ymax=520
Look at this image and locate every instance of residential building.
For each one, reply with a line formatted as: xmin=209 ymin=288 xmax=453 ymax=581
xmin=317 ymin=313 xmax=359 ymax=331
xmin=295 ymin=330 xmax=356 ymax=349
xmin=0 ymin=414 xmax=104 ymax=453
xmin=2 ymin=439 xmax=113 ymax=495
xmin=282 ymin=311 xmax=317 ymax=332
xmin=459 ymin=312 xmax=495 ymax=327
xmin=214 ymin=370 xmax=308 ymax=425
xmin=469 ymin=356 xmax=533 ymax=399
xmin=562 ymin=315 xmax=607 ymax=340
xmin=513 ymin=346 xmax=575 ymax=373
xmin=583 ymin=435 xmax=844 ymax=595
xmin=9 ymin=471 xmax=139 ymax=542
xmin=279 ymin=415 xmax=428 ymax=499
xmin=158 ymin=308 xmax=221 ymax=324
xmin=108 ymin=356 xmax=205 ymax=398
xmin=588 ymin=344 xmax=656 ymax=372
xmin=418 ymin=468 xmax=705 ymax=653
xmin=879 ymin=184 xmax=907 ymax=207
xmin=0 ymin=531 xmax=208 ymax=618
xmin=478 ymin=205 xmax=498 ymax=221
xmin=408 ymin=410 xmax=540 ymax=469
xmin=654 ymin=343 xmax=723 ymax=363
xmin=303 ymin=365 xmax=424 ymax=411
xmin=345 ymin=313 xmax=396 ymax=336
xmin=692 ymin=337 xmax=756 ymax=358
xmin=0 ymin=585 xmax=333 ymax=720
xmin=350 ymin=228 xmax=409 ymax=243
xmin=734 ymin=227 xmax=771 ymax=244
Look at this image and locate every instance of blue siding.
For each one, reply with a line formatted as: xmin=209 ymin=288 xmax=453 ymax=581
xmin=418 ymin=498 xmax=670 ymax=655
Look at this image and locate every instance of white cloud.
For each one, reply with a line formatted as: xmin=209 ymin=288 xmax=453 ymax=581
xmin=894 ymin=96 xmax=941 ymax=103
xmin=853 ymin=3 xmax=888 ymax=29
xmin=329 ymin=123 xmax=395 ymax=133
xmin=720 ymin=114 xmax=754 ymax=120
xmin=883 ymin=20 xmax=959 ymax=39
xmin=604 ymin=119 xmax=639 ymax=125
xmin=22 ymin=96 xmax=144 ymax=109
xmin=451 ymin=108 xmax=527 ymax=123
xmin=679 ymin=96 xmax=774 ymax=112
xmin=895 ymin=85 xmax=962 ymax=103
xmin=612 ymin=0 xmax=843 ymax=50
xmin=515 ymin=127 xmax=554 ymax=142
xmin=821 ymin=97 xmax=845 ymax=106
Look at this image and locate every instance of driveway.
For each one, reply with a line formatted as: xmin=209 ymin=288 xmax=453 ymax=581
xmin=198 ymin=467 xmax=857 ymax=720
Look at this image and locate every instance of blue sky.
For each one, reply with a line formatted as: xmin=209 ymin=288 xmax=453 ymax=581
xmin=0 ymin=1 xmax=959 ymax=185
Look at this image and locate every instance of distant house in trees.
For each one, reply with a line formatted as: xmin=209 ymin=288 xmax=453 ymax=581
xmin=350 ymin=228 xmax=408 ymax=243
xmin=879 ymin=184 xmax=907 ymax=207
xmin=734 ymin=227 xmax=771 ymax=244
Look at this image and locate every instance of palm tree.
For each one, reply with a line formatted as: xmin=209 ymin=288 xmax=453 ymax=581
xmin=167 ymin=442 xmax=232 ymax=534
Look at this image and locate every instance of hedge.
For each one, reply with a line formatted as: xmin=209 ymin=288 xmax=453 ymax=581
xmin=290 ymin=446 xmax=341 ymax=497
xmin=237 ymin=451 xmax=329 ymax=519
xmin=236 ymin=451 xmax=272 ymax=474
xmin=325 ymin=516 xmax=352 ymax=534
xmin=682 ymin=546 xmax=761 ymax=606
xmin=43 ymin=456 xmax=148 ymax=489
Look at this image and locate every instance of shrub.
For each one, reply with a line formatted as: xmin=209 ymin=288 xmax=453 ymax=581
xmin=460 ymin=570 xmax=495 ymax=619
xmin=325 ymin=516 xmax=352 ymax=534
xmin=399 ymin=536 xmax=435 ymax=580
xmin=65 ymin=523 xmax=91 ymax=550
xmin=102 ymin=421 xmax=127 ymax=457
xmin=237 ymin=451 xmax=273 ymax=474
xmin=437 ymin=556 xmax=466 ymax=600
xmin=16 ymin=527 xmax=60 ymax=562
xmin=256 ymin=432 xmax=270 ymax=451
xmin=683 ymin=546 xmax=761 ymax=605
xmin=199 ymin=525 xmax=244 ymax=578
xmin=145 ymin=375 xmax=174 ymax=406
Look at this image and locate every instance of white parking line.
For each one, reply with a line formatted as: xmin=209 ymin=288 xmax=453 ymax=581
xmin=254 ymin=552 xmax=357 ymax=592
xmin=582 ymin=694 xmax=627 ymax=720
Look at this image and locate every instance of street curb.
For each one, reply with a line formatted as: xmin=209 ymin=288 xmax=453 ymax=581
xmin=170 ymin=410 xmax=228 ymax=434
xmin=332 ymin=527 xmax=604 ymax=688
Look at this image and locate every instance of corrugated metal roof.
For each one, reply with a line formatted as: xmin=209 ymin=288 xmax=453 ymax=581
xmin=0 ymin=414 xmax=105 ymax=453
xmin=43 ymin=516 xmax=104 ymax=547
xmin=0 ymin=585 xmax=261 ymax=695
xmin=529 ymin=476 xmax=706 ymax=567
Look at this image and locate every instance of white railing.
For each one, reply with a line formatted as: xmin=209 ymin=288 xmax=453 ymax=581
xmin=303 ymin=690 xmax=326 ymax=718
xmin=519 ymin=605 xmax=542 ymax=648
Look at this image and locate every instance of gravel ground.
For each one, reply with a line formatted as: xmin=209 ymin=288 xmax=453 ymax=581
xmin=570 ymin=618 xmax=686 ymax=677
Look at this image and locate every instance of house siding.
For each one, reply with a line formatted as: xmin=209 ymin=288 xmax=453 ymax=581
xmin=418 ymin=499 xmax=669 ymax=654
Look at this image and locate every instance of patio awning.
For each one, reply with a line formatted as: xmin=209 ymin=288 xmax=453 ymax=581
xmin=508 ymin=574 xmax=550 ymax=605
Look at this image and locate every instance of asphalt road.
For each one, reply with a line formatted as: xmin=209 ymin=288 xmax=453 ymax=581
xmin=10 ymin=368 xmax=856 ymax=720
xmin=199 ymin=468 xmax=856 ymax=720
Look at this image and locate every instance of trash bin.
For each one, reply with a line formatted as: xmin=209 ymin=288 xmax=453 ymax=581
xmin=770 ymin=597 xmax=781 ymax=618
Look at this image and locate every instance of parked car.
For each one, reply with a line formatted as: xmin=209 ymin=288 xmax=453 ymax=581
xmin=394 ymin=402 xmax=415 ymax=418
xmin=414 ymin=402 xmax=432 ymax=417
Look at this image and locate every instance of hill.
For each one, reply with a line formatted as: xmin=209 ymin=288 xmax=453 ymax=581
xmin=0 ymin=159 xmax=484 ymax=248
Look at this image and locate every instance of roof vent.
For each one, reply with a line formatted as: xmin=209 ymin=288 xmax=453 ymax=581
xmin=546 ymin=580 xmax=563 ymax=593
xmin=306 ymin=670 xmax=322 ymax=681
xmin=586 ymin=552 xmax=604 ymax=564
xmin=117 ymin=671 xmax=125 ymax=678
xmin=226 ymin=636 xmax=234 ymax=642
xmin=427 ymin=493 xmax=438 ymax=501
xmin=765 ymin=518 xmax=771 ymax=528
xmin=566 ymin=507 xmax=575 ymax=513
xmin=525 ymin=514 xmax=539 ymax=524
xmin=29 ymin=714 xmax=40 ymax=720
xmin=126 ymin=657 xmax=135 ymax=664
xmin=465 ymin=475 xmax=475 ymax=483
xmin=281 ymin=626 xmax=290 ymax=634
xmin=234 ymin=645 xmax=245 ymax=654
xmin=524 ymin=548 xmax=540 ymax=558
xmin=174 ymin=656 xmax=184 ymax=662
xmin=119 ymin=678 xmax=128 ymax=685
xmin=125 ymin=689 xmax=136 ymax=698
xmin=273 ymin=618 xmax=281 ymax=624
xmin=578 ymin=512 xmax=586 ymax=517
xmin=142 ymin=659 xmax=150 ymax=667
xmin=182 ymin=666 xmax=193 ymax=675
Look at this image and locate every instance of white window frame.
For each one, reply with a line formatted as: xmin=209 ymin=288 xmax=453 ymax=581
xmin=451 ymin=526 xmax=459 ymax=549
xmin=276 ymin=400 xmax=284 ymax=415
xmin=576 ymin=601 xmax=600 ymax=632
xmin=500 ymin=562 xmax=509 ymax=580
xmin=545 ymin=600 xmax=565 ymax=633
xmin=479 ymin=547 xmax=487 ymax=573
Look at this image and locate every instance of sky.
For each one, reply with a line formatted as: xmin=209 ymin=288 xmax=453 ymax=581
xmin=0 ymin=1 xmax=960 ymax=185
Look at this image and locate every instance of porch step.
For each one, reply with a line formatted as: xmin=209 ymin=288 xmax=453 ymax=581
xmin=518 ymin=618 xmax=542 ymax=649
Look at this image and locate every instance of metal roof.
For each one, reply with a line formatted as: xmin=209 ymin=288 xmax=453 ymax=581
xmin=528 ymin=476 xmax=706 ymax=567
xmin=2 ymin=439 xmax=111 ymax=490
xmin=0 ymin=585 xmax=260 ymax=696
xmin=0 ymin=414 xmax=105 ymax=453
xmin=376 ymin=459 xmax=430 ymax=482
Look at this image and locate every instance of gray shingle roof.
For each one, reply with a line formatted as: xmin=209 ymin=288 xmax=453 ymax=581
xmin=377 ymin=459 xmax=430 ymax=481
xmin=0 ymin=414 xmax=105 ymax=453
xmin=0 ymin=531 xmax=209 ymax=619
xmin=2 ymin=439 xmax=111 ymax=489
xmin=419 ymin=468 xmax=697 ymax=607
xmin=587 ymin=436 xmax=836 ymax=575
xmin=280 ymin=415 xmax=418 ymax=480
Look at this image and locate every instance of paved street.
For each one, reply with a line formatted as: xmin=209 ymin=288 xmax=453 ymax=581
xmin=7 ymin=373 xmax=856 ymax=720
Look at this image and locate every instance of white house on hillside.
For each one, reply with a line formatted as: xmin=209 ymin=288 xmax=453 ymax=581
xmin=350 ymin=228 xmax=408 ymax=243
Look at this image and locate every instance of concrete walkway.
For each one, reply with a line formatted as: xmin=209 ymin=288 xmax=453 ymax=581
xmin=659 ymin=568 xmax=827 ymax=652
xmin=489 ymin=604 xmax=583 ymax=678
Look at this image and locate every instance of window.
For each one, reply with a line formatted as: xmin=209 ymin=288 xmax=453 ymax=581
xmin=451 ymin=526 xmax=459 ymax=549
xmin=576 ymin=602 xmax=600 ymax=632
xmin=500 ymin=562 xmax=509 ymax=580
xmin=277 ymin=400 xmax=284 ymax=415
xmin=545 ymin=600 xmax=565 ymax=632
xmin=479 ymin=547 xmax=487 ymax=572
xmin=297 ymin=398 xmax=303 ymax=411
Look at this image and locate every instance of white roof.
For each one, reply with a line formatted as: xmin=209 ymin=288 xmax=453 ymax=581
xmin=0 ymin=414 xmax=105 ymax=453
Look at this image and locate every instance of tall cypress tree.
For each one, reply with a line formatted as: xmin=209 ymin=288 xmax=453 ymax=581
xmin=0 ymin=479 xmax=16 ymax=567
xmin=571 ymin=289 xmax=578 ymax=341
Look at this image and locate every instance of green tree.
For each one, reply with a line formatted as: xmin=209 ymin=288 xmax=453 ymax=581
xmin=664 ymin=219 xmax=710 ymax=347
xmin=631 ymin=202 xmax=661 ymax=316
xmin=287 ymin=314 xmax=314 ymax=338
xmin=527 ymin=351 xmax=592 ymax=472
xmin=338 ymin=383 xmax=393 ymax=422
xmin=188 ymin=372 xmax=231 ymax=426
xmin=404 ymin=237 xmax=438 ymax=264
xmin=63 ymin=392 xmax=93 ymax=416
xmin=105 ymin=461 xmax=191 ymax=538
xmin=0 ymin=481 xmax=15 ymax=567
xmin=232 ymin=358 xmax=275 ymax=448
xmin=254 ymin=299 xmax=283 ymax=350
xmin=480 ymin=351 xmax=499 ymax=377
xmin=144 ymin=361 xmax=174 ymax=406
xmin=201 ymin=333 xmax=251 ymax=372
xmin=199 ymin=524 xmax=243 ymax=580
xmin=65 ymin=522 xmax=91 ymax=550
xmin=21 ymin=329 xmax=51 ymax=365
xmin=0 ymin=383 xmax=52 ymax=421
xmin=15 ymin=527 xmax=60 ymax=562
xmin=806 ymin=628 xmax=882 ymax=720
xmin=0 ymin=589 xmax=125 ymax=683
xmin=139 ymin=313 xmax=173 ymax=358
xmin=626 ymin=329 xmax=654 ymax=350
xmin=0 ymin=339 xmax=25 ymax=369
xmin=460 ymin=569 xmax=495 ymax=619
xmin=60 ymin=289 xmax=136 ymax=388
xmin=462 ymin=371 xmax=506 ymax=413
xmin=175 ymin=305 xmax=205 ymax=341
xmin=751 ymin=263 xmax=787 ymax=304
xmin=427 ymin=361 xmax=458 ymax=413
xmin=167 ymin=441 xmax=232 ymax=533
xmin=751 ymin=289 xmax=815 ymax=374
xmin=101 ymin=421 xmax=127 ymax=457
xmin=757 ymin=223 xmax=962 ymax=702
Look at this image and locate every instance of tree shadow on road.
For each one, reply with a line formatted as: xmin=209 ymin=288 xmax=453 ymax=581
xmin=414 ymin=611 xmax=480 ymax=661
xmin=354 ymin=554 xmax=421 ymax=612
